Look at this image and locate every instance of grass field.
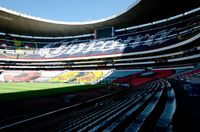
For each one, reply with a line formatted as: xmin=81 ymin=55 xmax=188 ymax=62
xmin=0 ymin=83 xmax=79 ymax=94
xmin=0 ymin=82 xmax=104 ymax=102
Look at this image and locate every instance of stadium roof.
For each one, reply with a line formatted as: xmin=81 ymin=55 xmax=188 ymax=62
xmin=0 ymin=0 xmax=199 ymax=37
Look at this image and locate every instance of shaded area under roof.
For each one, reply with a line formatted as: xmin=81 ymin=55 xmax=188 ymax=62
xmin=0 ymin=0 xmax=199 ymax=37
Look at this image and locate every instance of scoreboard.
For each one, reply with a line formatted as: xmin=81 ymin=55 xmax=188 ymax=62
xmin=94 ymin=27 xmax=115 ymax=39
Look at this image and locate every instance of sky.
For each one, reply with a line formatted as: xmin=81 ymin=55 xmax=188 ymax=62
xmin=0 ymin=0 xmax=136 ymax=22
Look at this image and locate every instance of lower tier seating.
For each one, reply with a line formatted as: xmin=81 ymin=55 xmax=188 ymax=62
xmin=4 ymin=79 xmax=176 ymax=132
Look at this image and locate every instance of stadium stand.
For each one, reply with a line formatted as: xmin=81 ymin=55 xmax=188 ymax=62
xmin=112 ymin=70 xmax=174 ymax=86
xmin=155 ymin=80 xmax=176 ymax=131
xmin=124 ymin=80 xmax=165 ymax=132
xmin=0 ymin=4 xmax=199 ymax=132
xmin=0 ymin=9 xmax=199 ymax=67
xmin=100 ymin=69 xmax=144 ymax=84
xmin=0 ymin=24 xmax=198 ymax=60
xmin=4 ymin=70 xmax=41 ymax=82
xmin=0 ymin=70 xmax=111 ymax=84
xmin=49 ymin=70 xmax=110 ymax=84
xmin=0 ymin=79 xmax=177 ymax=132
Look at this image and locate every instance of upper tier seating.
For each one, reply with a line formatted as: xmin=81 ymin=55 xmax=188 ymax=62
xmin=0 ymin=12 xmax=199 ymax=60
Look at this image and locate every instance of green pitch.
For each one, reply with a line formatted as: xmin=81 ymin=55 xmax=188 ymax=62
xmin=0 ymin=83 xmax=103 ymax=102
xmin=0 ymin=83 xmax=78 ymax=94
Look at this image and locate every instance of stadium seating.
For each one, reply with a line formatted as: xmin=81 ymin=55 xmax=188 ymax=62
xmin=156 ymin=81 xmax=176 ymax=131
xmin=0 ymin=9 xmax=198 ymax=74
xmin=0 ymin=7 xmax=199 ymax=131
xmin=0 ymin=70 xmax=111 ymax=84
xmin=49 ymin=70 xmax=110 ymax=84
xmin=0 ymin=13 xmax=199 ymax=61
xmin=33 ymin=70 xmax=64 ymax=82
xmin=113 ymin=70 xmax=174 ymax=86
xmin=123 ymin=81 xmax=165 ymax=132
xmin=0 ymin=69 xmax=175 ymax=84
xmin=100 ymin=69 xmax=144 ymax=84
xmin=51 ymin=80 xmax=159 ymax=131
xmin=4 ymin=70 xmax=41 ymax=82
xmin=170 ymin=65 xmax=200 ymax=80
xmin=0 ymin=28 xmax=195 ymax=59
xmin=14 ymin=79 xmax=176 ymax=132
xmin=49 ymin=71 xmax=79 ymax=83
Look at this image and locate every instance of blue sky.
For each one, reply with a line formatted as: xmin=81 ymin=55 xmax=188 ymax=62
xmin=0 ymin=0 xmax=136 ymax=22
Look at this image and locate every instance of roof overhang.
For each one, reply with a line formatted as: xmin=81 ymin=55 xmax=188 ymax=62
xmin=0 ymin=0 xmax=199 ymax=37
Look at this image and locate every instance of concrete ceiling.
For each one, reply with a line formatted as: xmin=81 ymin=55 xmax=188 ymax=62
xmin=0 ymin=0 xmax=199 ymax=37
